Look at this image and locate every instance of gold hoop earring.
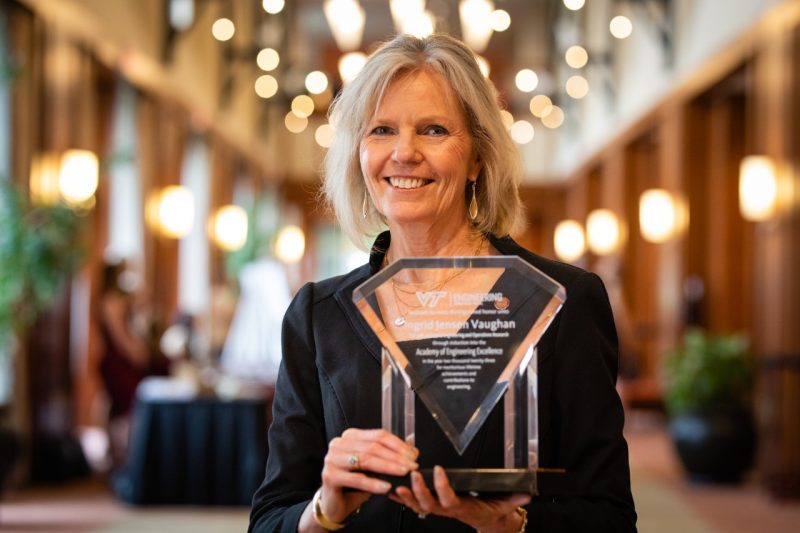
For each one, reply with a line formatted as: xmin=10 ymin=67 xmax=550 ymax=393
xmin=362 ymin=190 xmax=368 ymax=219
xmin=469 ymin=180 xmax=478 ymax=221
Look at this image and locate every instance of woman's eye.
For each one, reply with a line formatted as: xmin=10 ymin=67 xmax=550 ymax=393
xmin=426 ymin=125 xmax=448 ymax=136
xmin=371 ymin=126 xmax=392 ymax=135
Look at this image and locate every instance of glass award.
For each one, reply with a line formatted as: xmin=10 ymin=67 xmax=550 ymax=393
xmin=352 ymin=256 xmax=565 ymax=494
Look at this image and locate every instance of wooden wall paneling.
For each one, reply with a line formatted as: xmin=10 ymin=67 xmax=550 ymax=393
xmin=597 ymin=150 xmax=640 ymax=382
xmin=137 ymin=96 xmax=186 ymax=329
xmin=73 ymin=58 xmax=118 ymax=430
xmin=623 ymin=133 xmax=660 ymax=380
xmin=654 ymin=108 xmax=685 ymax=373
xmin=683 ymin=96 xmax=711 ymax=328
xmin=517 ymin=185 xmax=566 ymax=258
xmin=752 ymin=23 xmax=800 ymax=500
xmin=207 ymin=136 xmax=236 ymax=286
xmin=564 ymin=171 xmax=589 ymax=270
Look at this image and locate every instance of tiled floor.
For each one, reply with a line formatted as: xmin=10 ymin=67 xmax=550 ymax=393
xmin=1 ymin=413 xmax=799 ymax=532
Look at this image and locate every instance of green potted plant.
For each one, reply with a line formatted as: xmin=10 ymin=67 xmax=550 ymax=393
xmin=0 ymin=179 xmax=85 ymax=485
xmin=663 ymin=327 xmax=757 ymax=483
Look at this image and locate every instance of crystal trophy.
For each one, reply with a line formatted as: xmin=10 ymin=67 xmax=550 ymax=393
xmin=352 ymin=256 xmax=565 ymax=494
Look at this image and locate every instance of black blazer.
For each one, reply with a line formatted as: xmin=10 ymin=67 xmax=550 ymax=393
xmin=249 ymin=233 xmax=637 ymax=532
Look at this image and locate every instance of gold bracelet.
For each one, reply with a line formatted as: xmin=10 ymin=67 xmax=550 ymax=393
xmin=514 ymin=506 xmax=528 ymax=533
xmin=312 ymin=488 xmax=345 ymax=531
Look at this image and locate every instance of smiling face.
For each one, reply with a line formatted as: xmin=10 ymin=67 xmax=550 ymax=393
xmin=359 ymin=69 xmax=481 ymax=234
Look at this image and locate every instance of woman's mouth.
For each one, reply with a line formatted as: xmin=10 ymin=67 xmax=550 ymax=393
xmin=387 ymin=177 xmax=432 ymax=189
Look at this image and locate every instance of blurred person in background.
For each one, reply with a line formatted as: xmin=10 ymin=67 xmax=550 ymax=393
xmin=96 ymin=260 xmax=165 ymax=467
xmin=250 ymin=34 xmax=636 ymax=532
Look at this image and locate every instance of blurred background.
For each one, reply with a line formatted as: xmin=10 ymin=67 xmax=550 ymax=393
xmin=0 ymin=0 xmax=799 ymax=531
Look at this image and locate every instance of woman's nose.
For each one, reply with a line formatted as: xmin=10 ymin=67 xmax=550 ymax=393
xmin=391 ymin=132 xmax=421 ymax=164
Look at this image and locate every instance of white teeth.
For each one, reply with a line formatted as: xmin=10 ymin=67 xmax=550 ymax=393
xmin=389 ymin=177 xmax=427 ymax=189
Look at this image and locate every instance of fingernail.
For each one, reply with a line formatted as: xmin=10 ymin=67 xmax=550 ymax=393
xmin=377 ymin=481 xmax=392 ymax=492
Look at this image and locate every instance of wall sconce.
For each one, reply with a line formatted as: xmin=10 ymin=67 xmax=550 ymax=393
xmin=29 ymin=152 xmax=62 ymax=205
xmin=586 ymin=209 xmax=623 ymax=255
xmin=147 ymin=185 xmax=194 ymax=239
xmin=554 ymin=219 xmax=586 ymax=262
xmin=739 ymin=155 xmax=778 ymax=222
xmin=210 ymin=204 xmax=248 ymax=251
xmin=59 ymin=149 xmax=99 ymax=207
xmin=274 ymin=225 xmax=306 ymax=263
xmin=324 ymin=0 xmax=365 ymax=52
xmin=639 ymin=189 xmax=685 ymax=243
xmin=29 ymin=149 xmax=98 ymax=207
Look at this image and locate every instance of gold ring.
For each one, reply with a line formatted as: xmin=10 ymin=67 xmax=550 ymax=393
xmin=348 ymin=454 xmax=360 ymax=469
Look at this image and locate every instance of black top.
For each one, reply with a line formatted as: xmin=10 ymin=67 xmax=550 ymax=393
xmin=249 ymin=232 xmax=637 ymax=532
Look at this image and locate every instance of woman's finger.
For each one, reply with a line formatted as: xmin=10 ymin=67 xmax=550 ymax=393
xmin=322 ymin=468 xmax=393 ymax=495
xmin=410 ymin=470 xmax=438 ymax=513
xmin=327 ymin=445 xmax=417 ymax=476
xmin=392 ymin=486 xmax=425 ymax=516
xmin=431 ymin=465 xmax=461 ymax=510
xmin=341 ymin=428 xmax=418 ymax=458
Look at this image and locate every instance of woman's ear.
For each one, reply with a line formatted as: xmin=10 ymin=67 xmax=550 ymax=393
xmin=470 ymin=156 xmax=482 ymax=183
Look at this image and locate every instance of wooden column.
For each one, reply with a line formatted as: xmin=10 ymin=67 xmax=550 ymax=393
xmin=751 ymin=22 xmax=800 ymax=500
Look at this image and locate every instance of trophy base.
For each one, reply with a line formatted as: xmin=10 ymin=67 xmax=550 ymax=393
xmin=377 ymin=468 xmax=539 ymax=495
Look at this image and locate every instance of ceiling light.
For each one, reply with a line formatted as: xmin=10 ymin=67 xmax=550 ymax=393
xmin=257 ymin=48 xmax=280 ymax=71
xmin=541 ymin=105 xmax=564 ymax=128
xmin=565 ymin=75 xmax=589 ymax=99
xmin=510 ymin=120 xmax=535 ymax=144
xmin=324 ymin=0 xmax=366 ymax=51
xmin=254 ymin=74 xmax=278 ymax=98
xmin=285 ymin=111 xmax=309 ymax=134
xmin=610 ymin=16 xmax=633 ymax=39
xmin=565 ymin=45 xmax=588 ymax=68
xmin=460 ymin=0 xmax=495 ymax=52
xmin=491 ymin=9 xmax=511 ymax=32
xmin=563 ymin=0 xmax=585 ymax=11
xmin=305 ymin=71 xmax=329 ymax=94
xmin=291 ymin=95 xmax=315 ymax=118
xmin=515 ymin=69 xmax=539 ymax=92
xmin=211 ymin=18 xmax=235 ymax=41
xmin=262 ymin=0 xmax=285 ymax=14
xmin=529 ymin=94 xmax=552 ymax=117
xmin=315 ymin=124 xmax=335 ymax=148
xmin=338 ymin=51 xmax=367 ymax=84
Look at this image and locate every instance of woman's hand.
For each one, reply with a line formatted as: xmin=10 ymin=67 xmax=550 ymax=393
xmin=390 ymin=466 xmax=531 ymax=533
xmin=316 ymin=428 xmax=419 ymax=524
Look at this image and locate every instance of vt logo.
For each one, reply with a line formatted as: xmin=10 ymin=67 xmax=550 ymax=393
xmin=416 ymin=291 xmax=447 ymax=307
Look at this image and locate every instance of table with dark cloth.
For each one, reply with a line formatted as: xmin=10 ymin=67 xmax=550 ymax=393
xmin=114 ymin=397 xmax=269 ymax=506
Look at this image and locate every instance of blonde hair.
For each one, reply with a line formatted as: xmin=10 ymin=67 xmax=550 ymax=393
xmin=323 ymin=33 xmax=524 ymax=250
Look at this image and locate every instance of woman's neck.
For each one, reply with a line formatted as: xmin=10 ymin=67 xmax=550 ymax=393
xmin=385 ymin=221 xmax=484 ymax=262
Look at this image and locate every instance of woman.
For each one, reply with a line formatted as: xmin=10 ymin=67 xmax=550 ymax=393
xmin=97 ymin=260 xmax=151 ymax=467
xmin=250 ymin=34 xmax=636 ymax=532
